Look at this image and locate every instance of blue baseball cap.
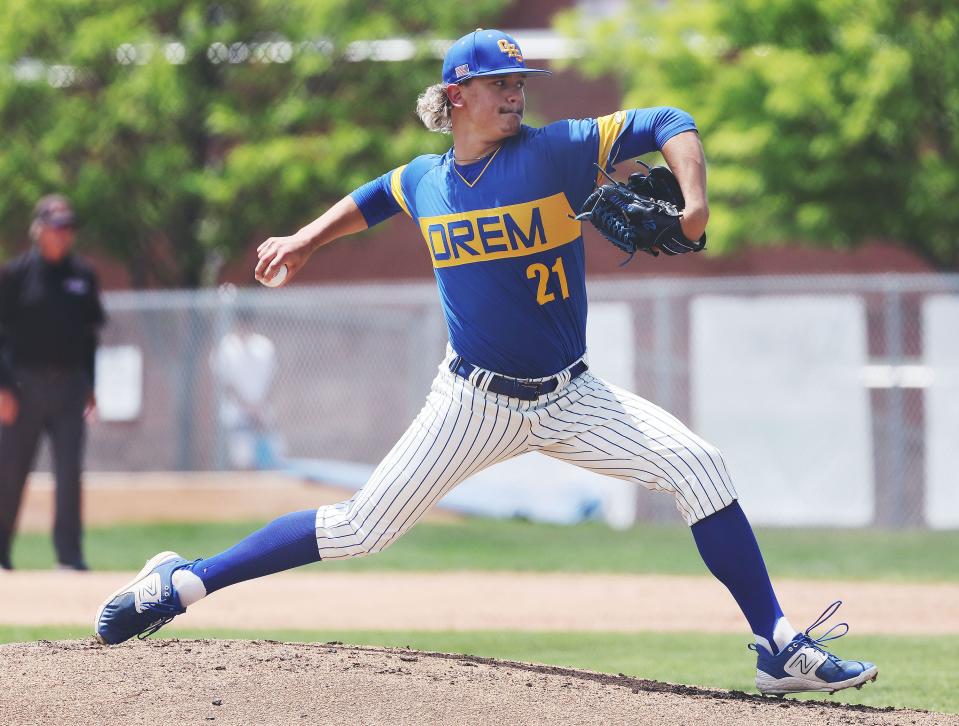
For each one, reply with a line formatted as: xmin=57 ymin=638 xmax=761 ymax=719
xmin=442 ymin=29 xmax=551 ymax=85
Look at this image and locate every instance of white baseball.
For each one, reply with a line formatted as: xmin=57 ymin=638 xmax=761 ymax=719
xmin=261 ymin=264 xmax=288 ymax=288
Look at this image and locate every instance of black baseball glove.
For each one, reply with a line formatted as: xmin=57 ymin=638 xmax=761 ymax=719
xmin=574 ymin=162 xmax=706 ymax=263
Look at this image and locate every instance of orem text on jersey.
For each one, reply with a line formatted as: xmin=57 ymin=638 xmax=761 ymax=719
xmin=418 ymin=193 xmax=580 ymax=268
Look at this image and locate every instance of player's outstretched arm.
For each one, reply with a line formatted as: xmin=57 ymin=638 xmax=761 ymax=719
xmin=661 ymin=130 xmax=709 ymax=241
xmin=254 ymin=195 xmax=368 ymax=286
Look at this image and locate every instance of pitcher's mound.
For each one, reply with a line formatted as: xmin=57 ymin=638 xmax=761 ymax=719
xmin=0 ymin=639 xmax=951 ymax=725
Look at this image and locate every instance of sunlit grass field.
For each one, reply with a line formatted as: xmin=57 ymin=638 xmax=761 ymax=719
xmin=10 ymin=518 xmax=959 ymax=581
xmin=7 ymin=518 xmax=957 ymax=713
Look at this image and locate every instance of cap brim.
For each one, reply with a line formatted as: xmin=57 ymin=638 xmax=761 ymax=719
xmin=457 ymin=67 xmax=551 ymax=83
xmin=42 ymin=213 xmax=75 ymax=228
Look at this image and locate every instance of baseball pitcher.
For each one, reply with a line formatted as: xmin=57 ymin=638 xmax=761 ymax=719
xmin=95 ymin=29 xmax=877 ymax=697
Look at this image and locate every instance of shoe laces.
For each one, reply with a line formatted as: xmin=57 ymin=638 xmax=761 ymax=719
xmin=135 ymin=603 xmax=180 ymax=640
xmin=136 ymin=613 xmax=177 ymax=640
xmin=748 ymin=600 xmax=850 ymax=660
xmin=134 ymin=566 xmax=192 ymax=641
xmin=795 ymin=600 xmax=850 ymax=663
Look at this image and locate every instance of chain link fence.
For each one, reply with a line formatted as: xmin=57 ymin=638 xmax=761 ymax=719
xmin=47 ymin=274 xmax=959 ymax=528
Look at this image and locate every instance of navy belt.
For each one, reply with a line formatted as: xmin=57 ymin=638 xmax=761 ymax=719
xmin=449 ymin=356 xmax=588 ymax=401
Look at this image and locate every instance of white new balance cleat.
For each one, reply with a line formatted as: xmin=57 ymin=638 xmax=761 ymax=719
xmin=94 ymin=551 xmax=194 ymax=645
xmin=753 ymin=601 xmax=879 ymax=696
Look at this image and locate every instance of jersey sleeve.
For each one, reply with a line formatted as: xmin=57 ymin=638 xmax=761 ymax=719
xmin=88 ymin=267 xmax=106 ymax=328
xmin=542 ymin=107 xmax=699 ymax=209
xmin=0 ymin=265 xmax=15 ymax=389
xmin=350 ymin=168 xmax=407 ymax=229
xmin=350 ymin=156 xmax=439 ymax=227
xmin=608 ymin=107 xmax=698 ymax=167
xmin=84 ymin=268 xmax=105 ymax=388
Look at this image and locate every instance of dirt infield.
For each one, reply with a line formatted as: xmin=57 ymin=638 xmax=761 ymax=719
xmin=1 ymin=639 xmax=952 ymax=726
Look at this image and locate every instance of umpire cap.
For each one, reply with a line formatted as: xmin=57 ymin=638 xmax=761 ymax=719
xmin=33 ymin=194 xmax=76 ymax=229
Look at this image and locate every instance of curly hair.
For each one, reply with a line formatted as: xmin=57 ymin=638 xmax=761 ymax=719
xmin=415 ymin=83 xmax=453 ymax=134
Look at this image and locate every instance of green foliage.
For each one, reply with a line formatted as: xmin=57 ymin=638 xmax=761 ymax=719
xmin=0 ymin=0 xmax=506 ymax=285
xmin=562 ymin=0 xmax=959 ymax=268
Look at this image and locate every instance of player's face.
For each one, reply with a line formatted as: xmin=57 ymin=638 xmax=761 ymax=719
xmin=462 ymin=73 xmax=526 ymax=138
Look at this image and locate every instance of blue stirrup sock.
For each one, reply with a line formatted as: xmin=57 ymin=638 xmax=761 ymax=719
xmin=171 ymin=509 xmax=320 ymax=606
xmin=691 ymin=501 xmax=796 ymax=654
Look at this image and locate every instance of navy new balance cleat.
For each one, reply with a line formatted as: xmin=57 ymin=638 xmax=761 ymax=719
xmin=753 ymin=600 xmax=878 ymax=696
xmin=94 ymin=551 xmax=194 ymax=645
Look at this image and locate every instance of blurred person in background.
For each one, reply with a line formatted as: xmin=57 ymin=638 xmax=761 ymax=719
xmin=0 ymin=194 xmax=105 ymax=571
xmin=210 ymin=307 xmax=283 ymax=470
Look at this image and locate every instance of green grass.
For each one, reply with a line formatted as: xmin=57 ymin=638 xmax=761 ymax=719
xmin=3 ymin=627 xmax=956 ymax=714
xmin=12 ymin=518 xmax=959 ymax=581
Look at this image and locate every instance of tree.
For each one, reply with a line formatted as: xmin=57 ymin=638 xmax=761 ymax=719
xmin=562 ymin=0 xmax=959 ymax=269
xmin=0 ymin=0 xmax=507 ymax=286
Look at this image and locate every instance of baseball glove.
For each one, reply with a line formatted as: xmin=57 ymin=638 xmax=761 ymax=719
xmin=574 ymin=162 xmax=706 ymax=263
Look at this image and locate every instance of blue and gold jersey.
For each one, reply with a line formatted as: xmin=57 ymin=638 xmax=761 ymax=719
xmin=351 ymin=107 xmax=697 ymax=378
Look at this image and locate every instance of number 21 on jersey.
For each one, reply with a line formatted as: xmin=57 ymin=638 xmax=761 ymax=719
xmin=526 ymin=256 xmax=570 ymax=305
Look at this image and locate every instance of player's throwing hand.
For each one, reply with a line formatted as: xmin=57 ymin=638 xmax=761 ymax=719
xmin=254 ymin=234 xmax=309 ymax=287
xmin=254 ymin=196 xmax=370 ymax=287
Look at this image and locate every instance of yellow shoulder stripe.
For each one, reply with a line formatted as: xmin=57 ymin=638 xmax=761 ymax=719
xmin=390 ymin=165 xmax=411 ymax=217
xmin=595 ymin=110 xmax=628 ymax=184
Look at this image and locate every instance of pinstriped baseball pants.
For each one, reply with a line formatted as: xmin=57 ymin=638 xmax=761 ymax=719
xmin=315 ymin=352 xmax=738 ymax=559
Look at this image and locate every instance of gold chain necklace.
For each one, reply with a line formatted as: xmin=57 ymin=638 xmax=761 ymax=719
xmin=452 ymin=146 xmax=502 ymax=188
xmin=453 ymin=143 xmax=502 ymax=164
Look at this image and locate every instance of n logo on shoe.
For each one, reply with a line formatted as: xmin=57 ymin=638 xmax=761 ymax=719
xmin=790 ymin=653 xmax=817 ymax=675
xmin=133 ymin=574 xmax=162 ymax=613
xmin=785 ymin=647 xmax=827 ymax=678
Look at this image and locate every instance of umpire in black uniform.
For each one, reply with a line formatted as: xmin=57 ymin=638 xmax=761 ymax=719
xmin=0 ymin=194 xmax=105 ymax=571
